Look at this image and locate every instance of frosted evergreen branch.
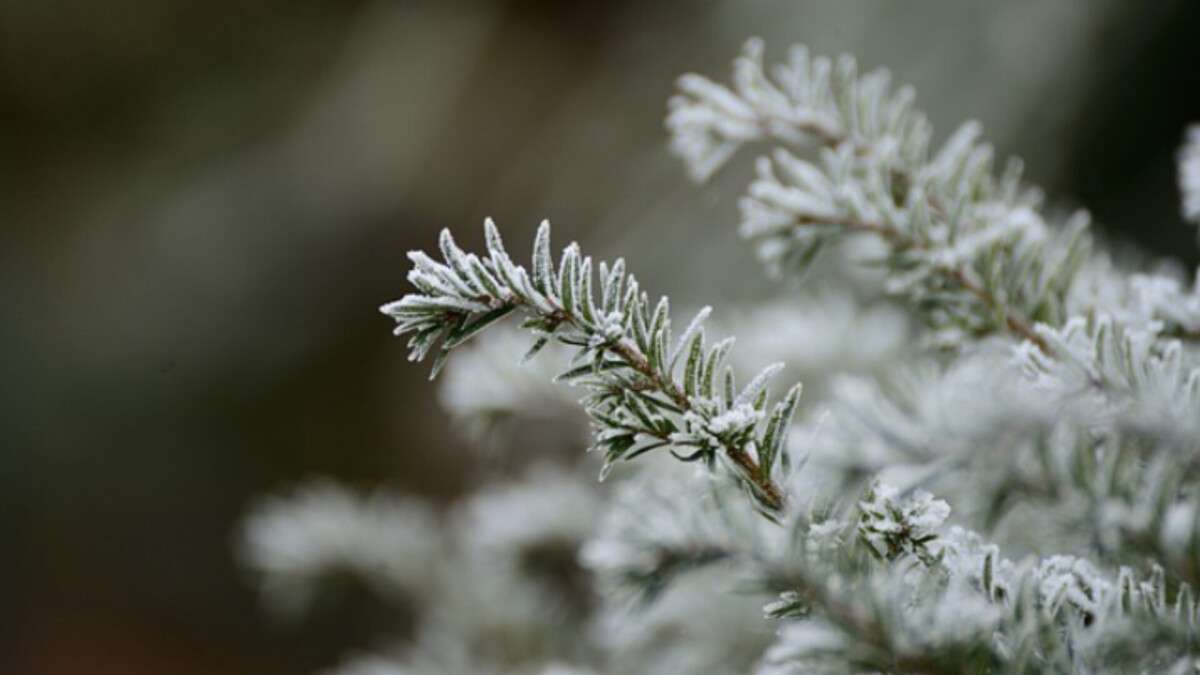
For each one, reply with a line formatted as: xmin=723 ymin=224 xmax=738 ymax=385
xmin=1018 ymin=315 xmax=1200 ymax=411
xmin=581 ymin=473 xmax=984 ymax=672
xmin=380 ymin=219 xmax=803 ymax=513
xmin=666 ymin=39 xmax=848 ymax=182
xmin=762 ymin=550 xmax=1200 ymax=674
xmin=670 ymin=39 xmax=1096 ymax=352
xmin=754 ymin=490 xmax=1200 ymax=674
xmin=729 ymin=476 xmax=1200 ymax=672
xmin=803 ymin=317 xmax=1200 ymax=581
xmin=674 ymin=42 xmax=1200 ymax=351
xmin=749 ymin=186 xmax=1069 ymax=353
xmin=1123 ymin=271 xmax=1200 ymax=341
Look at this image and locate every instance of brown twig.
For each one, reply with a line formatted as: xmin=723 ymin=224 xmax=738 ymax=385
xmin=609 ymin=338 xmax=786 ymax=512
xmin=505 ymin=300 xmax=787 ymax=513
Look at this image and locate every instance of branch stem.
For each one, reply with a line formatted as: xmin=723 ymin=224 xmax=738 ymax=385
xmin=518 ymin=298 xmax=787 ymax=513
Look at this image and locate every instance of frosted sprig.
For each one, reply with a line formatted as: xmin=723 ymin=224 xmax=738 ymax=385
xmin=1128 ymin=271 xmax=1200 ymax=338
xmin=675 ymin=42 xmax=1200 ymax=356
xmin=671 ymin=39 xmax=1094 ymax=351
xmin=667 ymin=38 xmax=922 ymax=182
xmin=1003 ymin=362 xmax=1194 ymax=583
xmin=857 ymin=481 xmax=950 ymax=564
xmin=380 ymin=219 xmax=803 ymax=513
xmin=758 ymin=490 xmax=1200 ymax=674
xmin=757 ymin=534 xmax=1010 ymax=673
xmin=801 ymin=322 xmax=1200 ymax=579
xmin=1018 ymin=315 xmax=1200 ymax=440
xmin=1066 ymin=253 xmax=1200 ymax=343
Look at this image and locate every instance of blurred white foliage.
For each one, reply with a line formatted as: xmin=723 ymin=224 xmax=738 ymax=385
xmin=249 ymin=466 xmax=607 ymax=673
xmin=439 ymin=326 xmax=579 ymax=440
xmin=1181 ymin=125 xmax=1200 ymax=225
xmin=240 ymin=481 xmax=438 ymax=615
xmin=582 ymin=471 xmax=775 ymax=673
xmin=756 ymin=620 xmax=850 ymax=675
xmin=454 ymin=465 xmax=600 ymax=562
xmin=327 ymin=656 xmax=412 ymax=675
xmin=1019 ymin=316 xmax=1200 ymax=442
xmin=1068 ymin=255 xmax=1200 ymax=343
xmin=595 ymin=568 xmax=774 ymax=675
xmin=725 ymin=290 xmax=909 ymax=384
xmin=580 ymin=468 xmax=747 ymax=595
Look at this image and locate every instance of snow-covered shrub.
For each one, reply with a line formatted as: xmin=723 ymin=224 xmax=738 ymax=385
xmin=244 ymin=39 xmax=1200 ymax=674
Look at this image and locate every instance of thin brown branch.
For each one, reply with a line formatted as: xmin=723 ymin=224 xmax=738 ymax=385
xmin=514 ymin=297 xmax=786 ymax=513
xmin=609 ymin=338 xmax=786 ymax=513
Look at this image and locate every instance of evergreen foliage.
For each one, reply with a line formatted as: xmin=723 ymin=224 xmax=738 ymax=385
xmin=243 ymin=39 xmax=1200 ymax=674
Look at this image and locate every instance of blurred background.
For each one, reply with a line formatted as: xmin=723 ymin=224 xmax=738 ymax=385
xmin=4 ymin=1 xmax=1200 ymax=672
